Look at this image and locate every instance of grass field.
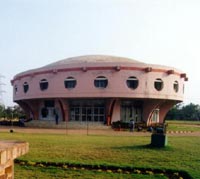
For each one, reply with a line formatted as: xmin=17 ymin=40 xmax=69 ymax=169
xmin=166 ymin=120 xmax=200 ymax=132
xmin=0 ymin=121 xmax=200 ymax=178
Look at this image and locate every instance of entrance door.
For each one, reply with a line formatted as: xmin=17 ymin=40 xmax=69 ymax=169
xmin=82 ymin=107 xmax=92 ymax=121
xmin=121 ymin=102 xmax=142 ymax=122
xmin=121 ymin=106 xmax=134 ymax=122
xmin=69 ymin=100 xmax=105 ymax=122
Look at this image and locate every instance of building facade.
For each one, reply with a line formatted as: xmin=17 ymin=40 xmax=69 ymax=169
xmin=11 ymin=55 xmax=188 ymax=126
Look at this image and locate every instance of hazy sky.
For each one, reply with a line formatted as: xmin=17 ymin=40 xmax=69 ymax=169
xmin=0 ymin=0 xmax=200 ymax=106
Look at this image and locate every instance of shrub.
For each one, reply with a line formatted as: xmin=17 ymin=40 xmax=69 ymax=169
xmin=112 ymin=121 xmax=129 ymax=129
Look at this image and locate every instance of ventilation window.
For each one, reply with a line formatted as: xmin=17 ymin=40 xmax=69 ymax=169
xmin=94 ymin=76 xmax=108 ymax=88
xmin=23 ymin=82 xmax=29 ymax=93
xmin=173 ymin=81 xmax=179 ymax=93
xmin=154 ymin=78 xmax=163 ymax=91
xmin=40 ymin=79 xmax=48 ymax=91
xmin=126 ymin=76 xmax=139 ymax=89
xmin=64 ymin=77 xmax=77 ymax=89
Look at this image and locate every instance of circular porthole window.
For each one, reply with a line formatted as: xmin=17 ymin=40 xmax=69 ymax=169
xmin=94 ymin=76 xmax=108 ymax=88
xmin=40 ymin=79 xmax=48 ymax=91
xmin=23 ymin=82 xmax=29 ymax=93
xmin=154 ymin=78 xmax=163 ymax=91
xmin=126 ymin=76 xmax=139 ymax=90
xmin=173 ymin=81 xmax=179 ymax=93
xmin=14 ymin=85 xmax=18 ymax=94
xmin=64 ymin=77 xmax=77 ymax=89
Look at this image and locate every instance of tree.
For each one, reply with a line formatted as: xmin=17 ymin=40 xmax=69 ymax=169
xmin=165 ymin=103 xmax=200 ymax=121
xmin=165 ymin=103 xmax=183 ymax=120
xmin=0 ymin=104 xmax=6 ymax=118
xmin=181 ymin=103 xmax=200 ymax=120
xmin=0 ymin=105 xmax=25 ymax=120
xmin=12 ymin=105 xmax=26 ymax=118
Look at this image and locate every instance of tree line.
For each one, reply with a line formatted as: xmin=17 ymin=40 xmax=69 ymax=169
xmin=165 ymin=103 xmax=200 ymax=121
xmin=0 ymin=105 xmax=25 ymax=120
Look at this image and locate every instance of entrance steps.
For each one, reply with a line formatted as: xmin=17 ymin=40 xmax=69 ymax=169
xmin=25 ymin=120 xmax=111 ymax=129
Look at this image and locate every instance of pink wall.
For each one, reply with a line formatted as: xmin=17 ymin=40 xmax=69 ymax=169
xmin=12 ymin=66 xmax=186 ymax=102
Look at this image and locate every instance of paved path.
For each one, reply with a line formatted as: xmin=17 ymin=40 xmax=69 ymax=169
xmin=0 ymin=126 xmax=200 ymax=136
xmin=0 ymin=126 xmax=150 ymax=136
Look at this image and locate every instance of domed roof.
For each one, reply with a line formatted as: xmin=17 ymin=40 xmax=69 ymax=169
xmin=11 ymin=55 xmax=185 ymax=83
xmin=42 ymin=55 xmax=145 ymax=68
xmin=14 ymin=55 xmax=147 ymax=78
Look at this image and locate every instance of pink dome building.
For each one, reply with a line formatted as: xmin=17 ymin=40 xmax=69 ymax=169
xmin=11 ymin=55 xmax=188 ymax=127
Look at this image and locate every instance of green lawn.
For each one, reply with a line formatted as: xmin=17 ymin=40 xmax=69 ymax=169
xmin=0 ymin=128 xmax=199 ymax=179
xmin=166 ymin=120 xmax=200 ymax=132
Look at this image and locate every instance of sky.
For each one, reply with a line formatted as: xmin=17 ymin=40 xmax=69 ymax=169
xmin=0 ymin=0 xmax=200 ymax=106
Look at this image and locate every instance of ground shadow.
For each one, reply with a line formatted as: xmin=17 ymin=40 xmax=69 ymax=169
xmin=112 ymin=144 xmax=174 ymax=151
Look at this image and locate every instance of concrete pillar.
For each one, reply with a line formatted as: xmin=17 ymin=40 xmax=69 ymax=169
xmin=59 ymin=99 xmax=69 ymax=122
xmin=159 ymin=100 xmax=179 ymax=123
xmin=0 ymin=141 xmax=29 ymax=179
xmin=111 ymin=99 xmax=121 ymax=123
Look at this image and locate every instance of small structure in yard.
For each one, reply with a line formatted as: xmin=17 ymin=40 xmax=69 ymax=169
xmin=0 ymin=140 xmax=29 ymax=178
xmin=151 ymin=124 xmax=168 ymax=147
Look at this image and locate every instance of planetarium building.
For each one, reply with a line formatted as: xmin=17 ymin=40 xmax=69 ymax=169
xmin=11 ymin=55 xmax=188 ymax=127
